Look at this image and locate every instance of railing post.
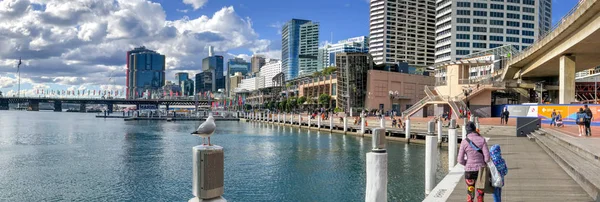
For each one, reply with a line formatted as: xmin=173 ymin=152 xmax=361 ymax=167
xmin=365 ymin=128 xmax=388 ymax=202
xmin=425 ymin=121 xmax=438 ymax=195
xmin=448 ymin=119 xmax=457 ymax=170
xmin=462 ymin=118 xmax=467 ymax=140
xmin=437 ymin=119 xmax=443 ymax=146
xmin=329 ymin=114 xmax=333 ymax=130
xmin=361 ymin=114 xmax=366 ymax=135
xmin=405 ymin=117 xmax=411 ymax=141
xmin=343 ymin=116 xmax=348 ymax=133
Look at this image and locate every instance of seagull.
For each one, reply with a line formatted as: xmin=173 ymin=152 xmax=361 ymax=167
xmin=191 ymin=113 xmax=216 ymax=145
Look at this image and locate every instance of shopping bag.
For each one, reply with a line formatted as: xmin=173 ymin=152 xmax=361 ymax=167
xmin=488 ymin=161 xmax=503 ymax=187
xmin=475 ymin=166 xmax=494 ymax=193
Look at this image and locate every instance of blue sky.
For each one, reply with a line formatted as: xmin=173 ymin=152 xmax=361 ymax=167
xmin=0 ymin=0 xmax=581 ymax=97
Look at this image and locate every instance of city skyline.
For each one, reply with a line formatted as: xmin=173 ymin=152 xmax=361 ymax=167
xmin=0 ymin=0 xmax=579 ymax=97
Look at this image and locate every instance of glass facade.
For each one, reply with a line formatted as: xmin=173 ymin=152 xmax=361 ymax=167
xmin=202 ymin=55 xmax=225 ymax=92
xmin=126 ymin=47 xmax=165 ymax=99
xmin=227 ymin=58 xmax=251 ymax=76
xmin=281 ymin=19 xmax=318 ymax=81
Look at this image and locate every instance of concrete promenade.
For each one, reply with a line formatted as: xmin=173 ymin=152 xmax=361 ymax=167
xmin=446 ymin=126 xmax=594 ymax=201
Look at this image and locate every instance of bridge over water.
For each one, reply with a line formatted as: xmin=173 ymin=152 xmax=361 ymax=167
xmin=0 ymin=97 xmax=212 ymax=112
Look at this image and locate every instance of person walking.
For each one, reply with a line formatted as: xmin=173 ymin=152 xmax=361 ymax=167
xmin=500 ymin=109 xmax=506 ymax=125
xmin=550 ymin=109 xmax=557 ymax=127
xmin=503 ymin=110 xmax=510 ymax=125
xmin=490 ymin=144 xmax=508 ymax=202
xmin=584 ymin=104 xmax=593 ymax=136
xmin=458 ymin=122 xmax=490 ymax=202
xmin=576 ymin=108 xmax=589 ymax=136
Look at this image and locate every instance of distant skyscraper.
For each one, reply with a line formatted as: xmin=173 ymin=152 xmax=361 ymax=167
xmin=251 ymin=55 xmax=266 ymax=74
xmin=202 ymin=55 xmax=224 ymax=92
xmin=282 ymin=19 xmax=319 ymax=80
xmin=175 ymin=72 xmax=189 ymax=84
xmin=434 ymin=0 xmax=552 ymax=63
xmin=126 ymin=46 xmax=165 ymax=99
xmin=259 ymin=59 xmax=282 ymax=88
xmin=369 ymin=0 xmax=436 ymax=67
xmin=229 ymin=72 xmax=245 ymax=97
xmin=326 ymin=36 xmax=369 ymax=67
xmin=228 ymin=58 xmax=251 ymax=76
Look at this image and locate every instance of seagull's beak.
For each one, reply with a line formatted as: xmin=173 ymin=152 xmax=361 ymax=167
xmin=191 ymin=131 xmax=198 ymax=134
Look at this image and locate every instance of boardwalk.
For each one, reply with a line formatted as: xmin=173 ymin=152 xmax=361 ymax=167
xmin=446 ymin=126 xmax=594 ymax=201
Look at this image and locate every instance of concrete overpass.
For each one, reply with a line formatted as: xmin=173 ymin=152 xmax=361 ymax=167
xmin=504 ymin=0 xmax=600 ymax=103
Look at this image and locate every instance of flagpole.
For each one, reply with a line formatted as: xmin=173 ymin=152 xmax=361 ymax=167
xmin=17 ymin=57 xmax=21 ymax=98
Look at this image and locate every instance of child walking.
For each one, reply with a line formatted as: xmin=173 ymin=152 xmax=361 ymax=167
xmin=490 ymin=144 xmax=508 ymax=202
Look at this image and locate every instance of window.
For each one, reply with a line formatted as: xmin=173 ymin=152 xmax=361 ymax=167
xmin=506 ymin=37 xmax=519 ymax=42
xmin=473 ymin=3 xmax=487 ymax=8
xmin=457 ymin=26 xmax=470 ymax=31
xmin=523 ymin=0 xmax=534 ymax=5
xmin=456 ymin=50 xmax=470 ymax=55
xmin=474 ymin=11 xmax=487 ymax=16
xmin=522 ymin=30 xmax=534 ymax=36
xmin=473 ymin=19 xmax=487 ymax=24
xmin=507 ymin=5 xmax=520 ymax=11
xmin=507 ymin=29 xmax=520 ymax=35
xmin=522 ymin=45 xmax=529 ymax=50
xmin=522 ymin=23 xmax=534 ymax=28
xmin=490 ymin=12 xmax=504 ymax=18
xmin=507 ymin=0 xmax=520 ymax=3
xmin=457 ymin=18 xmax=471 ymax=23
xmin=473 ymin=43 xmax=487 ymax=48
xmin=490 ymin=20 xmax=504 ymax=25
xmin=456 ymin=42 xmax=470 ymax=47
xmin=507 ymin=21 xmax=520 ymax=27
xmin=490 ymin=36 xmax=503 ymax=41
xmin=523 ymin=7 xmax=534 ymax=13
xmin=473 ymin=27 xmax=487 ymax=32
xmin=523 ymin=15 xmax=534 ymax=21
xmin=457 ymin=2 xmax=471 ymax=7
xmin=457 ymin=34 xmax=470 ymax=39
xmin=457 ymin=10 xmax=470 ymax=15
xmin=332 ymin=84 xmax=336 ymax=96
xmin=490 ymin=4 xmax=504 ymax=9
xmin=473 ymin=35 xmax=487 ymax=40
xmin=507 ymin=13 xmax=520 ymax=19
xmin=490 ymin=44 xmax=503 ymax=48
xmin=490 ymin=28 xmax=503 ymax=33
xmin=522 ymin=38 xmax=534 ymax=44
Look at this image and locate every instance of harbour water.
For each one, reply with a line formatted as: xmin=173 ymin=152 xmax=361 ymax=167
xmin=0 ymin=111 xmax=448 ymax=201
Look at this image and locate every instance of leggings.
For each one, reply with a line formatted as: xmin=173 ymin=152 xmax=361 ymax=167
xmin=465 ymin=171 xmax=485 ymax=202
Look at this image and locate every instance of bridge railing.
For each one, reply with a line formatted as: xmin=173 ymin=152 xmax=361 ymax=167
xmin=510 ymin=0 xmax=587 ymax=61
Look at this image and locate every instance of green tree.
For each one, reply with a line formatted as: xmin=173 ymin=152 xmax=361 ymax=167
xmin=279 ymin=100 xmax=287 ymax=111
xmin=318 ymin=93 xmax=331 ymax=108
xmin=312 ymin=71 xmax=322 ymax=77
xmin=297 ymin=96 xmax=307 ymax=106
xmin=322 ymin=66 xmax=337 ymax=75
xmin=268 ymin=101 xmax=275 ymax=110
xmin=287 ymin=97 xmax=297 ymax=111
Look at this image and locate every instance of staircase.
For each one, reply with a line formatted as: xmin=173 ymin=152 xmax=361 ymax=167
xmin=531 ymin=129 xmax=600 ymax=201
xmin=401 ymin=96 xmax=431 ymax=118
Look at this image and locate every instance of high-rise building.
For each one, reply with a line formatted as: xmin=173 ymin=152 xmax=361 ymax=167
xmin=336 ymin=53 xmax=372 ymax=111
xmin=317 ymin=46 xmax=330 ymax=72
xmin=326 ymin=36 xmax=369 ymax=67
xmin=202 ymin=55 xmax=224 ymax=92
xmin=250 ymin=55 xmax=266 ymax=74
xmin=229 ymin=72 xmax=245 ymax=97
xmin=195 ymin=72 xmax=213 ymax=93
xmin=227 ymin=58 xmax=251 ymax=76
xmin=282 ymin=19 xmax=319 ymax=80
xmin=369 ymin=0 xmax=436 ymax=67
xmin=175 ymin=72 xmax=189 ymax=84
xmin=126 ymin=46 xmax=165 ymax=99
xmin=259 ymin=60 xmax=282 ymax=88
xmin=434 ymin=0 xmax=552 ymax=63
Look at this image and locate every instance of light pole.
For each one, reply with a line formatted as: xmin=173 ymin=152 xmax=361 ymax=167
xmin=17 ymin=57 xmax=21 ymax=98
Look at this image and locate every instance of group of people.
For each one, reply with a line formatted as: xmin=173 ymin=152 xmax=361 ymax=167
xmin=458 ymin=122 xmax=508 ymax=202
xmin=499 ymin=108 xmax=510 ymax=125
xmin=576 ymin=104 xmax=594 ymax=136
xmin=549 ymin=109 xmax=564 ymax=128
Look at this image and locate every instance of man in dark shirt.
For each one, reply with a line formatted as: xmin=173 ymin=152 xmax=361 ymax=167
xmin=584 ymin=104 xmax=593 ymax=136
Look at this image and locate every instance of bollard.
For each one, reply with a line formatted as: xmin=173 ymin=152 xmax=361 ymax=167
xmin=470 ymin=115 xmax=474 ymax=122
xmin=360 ymin=115 xmax=366 ymax=135
xmin=317 ymin=114 xmax=321 ymax=129
xmin=437 ymin=119 xmax=442 ymax=145
xmin=277 ymin=113 xmax=280 ymax=123
xmin=298 ymin=114 xmax=301 ymax=126
xmin=290 ymin=113 xmax=293 ymax=124
xmin=462 ymin=118 xmax=467 ymax=140
xmin=380 ymin=117 xmax=385 ymax=128
xmin=365 ymin=128 xmax=387 ymax=202
xmin=308 ymin=115 xmax=311 ymax=128
xmin=343 ymin=117 xmax=348 ymax=133
xmin=283 ymin=114 xmax=286 ymax=124
xmin=190 ymin=145 xmax=226 ymax=202
xmin=329 ymin=115 xmax=333 ymax=130
xmin=448 ymin=119 xmax=457 ymax=170
xmin=474 ymin=116 xmax=480 ymax=130
xmin=425 ymin=121 xmax=438 ymax=195
xmin=405 ymin=118 xmax=411 ymax=141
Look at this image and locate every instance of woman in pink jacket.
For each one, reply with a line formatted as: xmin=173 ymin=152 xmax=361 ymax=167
xmin=458 ymin=122 xmax=490 ymax=202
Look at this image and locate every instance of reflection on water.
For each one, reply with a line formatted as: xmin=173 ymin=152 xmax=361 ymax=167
xmin=0 ymin=111 xmax=448 ymax=201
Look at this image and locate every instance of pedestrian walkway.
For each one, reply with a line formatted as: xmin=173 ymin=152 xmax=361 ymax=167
xmin=445 ymin=126 xmax=593 ymax=201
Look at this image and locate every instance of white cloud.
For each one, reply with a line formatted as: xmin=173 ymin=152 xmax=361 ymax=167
xmin=0 ymin=1 xmax=273 ymax=92
xmin=176 ymin=9 xmax=189 ymax=13
xmin=183 ymin=0 xmax=208 ymax=10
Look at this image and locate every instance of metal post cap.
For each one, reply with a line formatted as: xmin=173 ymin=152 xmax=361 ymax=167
xmin=372 ymin=128 xmax=387 ymax=152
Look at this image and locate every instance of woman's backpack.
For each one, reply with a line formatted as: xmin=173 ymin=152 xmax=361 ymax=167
xmin=577 ymin=113 xmax=586 ymax=124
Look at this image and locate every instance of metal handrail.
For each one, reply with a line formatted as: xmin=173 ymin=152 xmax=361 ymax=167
xmin=510 ymin=0 xmax=587 ymax=60
xmin=401 ymin=96 xmax=431 ymax=117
